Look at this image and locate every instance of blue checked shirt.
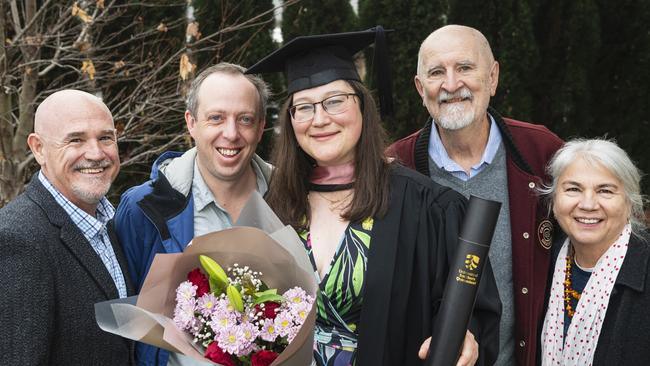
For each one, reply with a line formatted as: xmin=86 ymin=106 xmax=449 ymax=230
xmin=39 ymin=171 xmax=127 ymax=298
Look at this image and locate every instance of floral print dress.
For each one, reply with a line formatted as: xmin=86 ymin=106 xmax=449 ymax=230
xmin=298 ymin=217 xmax=374 ymax=366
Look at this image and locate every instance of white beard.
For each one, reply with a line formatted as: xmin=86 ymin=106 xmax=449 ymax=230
xmin=435 ymin=102 xmax=475 ymax=130
xmin=427 ymin=87 xmax=476 ymax=130
xmin=71 ymin=178 xmax=110 ymax=206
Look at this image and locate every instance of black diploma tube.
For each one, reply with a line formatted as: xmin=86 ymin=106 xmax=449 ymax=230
xmin=426 ymin=195 xmax=501 ymax=366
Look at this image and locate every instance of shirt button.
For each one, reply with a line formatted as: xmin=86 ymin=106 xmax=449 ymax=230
xmin=519 ymin=340 xmax=526 ymax=347
xmin=523 ymin=232 xmax=530 ymax=239
xmin=528 ymin=182 xmax=535 ymax=189
xmin=521 ymin=287 xmax=528 ymax=294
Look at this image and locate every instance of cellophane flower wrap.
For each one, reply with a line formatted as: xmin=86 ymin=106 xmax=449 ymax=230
xmin=173 ymin=255 xmax=314 ymax=365
xmin=95 ymin=193 xmax=317 ymax=365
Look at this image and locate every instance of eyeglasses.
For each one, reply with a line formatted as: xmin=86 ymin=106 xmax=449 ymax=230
xmin=289 ymin=93 xmax=359 ymax=122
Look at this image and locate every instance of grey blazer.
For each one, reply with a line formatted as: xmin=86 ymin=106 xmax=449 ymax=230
xmin=0 ymin=174 xmax=135 ymax=365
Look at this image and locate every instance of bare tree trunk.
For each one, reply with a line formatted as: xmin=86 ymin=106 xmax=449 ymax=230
xmin=13 ymin=0 xmax=38 ymax=160
xmin=0 ymin=160 xmax=22 ymax=207
xmin=0 ymin=0 xmax=39 ymax=206
xmin=0 ymin=0 xmax=12 ymax=161
xmin=0 ymin=0 xmax=19 ymax=206
xmin=0 ymin=0 xmax=284 ymax=207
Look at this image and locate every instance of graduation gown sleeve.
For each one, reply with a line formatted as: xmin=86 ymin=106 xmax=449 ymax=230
xmin=356 ymin=165 xmax=500 ymax=366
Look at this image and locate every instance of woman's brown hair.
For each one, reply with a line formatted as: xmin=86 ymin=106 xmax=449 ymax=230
xmin=265 ymin=80 xmax=391 ymax=230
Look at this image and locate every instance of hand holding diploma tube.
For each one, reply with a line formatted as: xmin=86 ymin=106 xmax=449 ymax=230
xmin=426 ymin=195 xmax=501 ymax=366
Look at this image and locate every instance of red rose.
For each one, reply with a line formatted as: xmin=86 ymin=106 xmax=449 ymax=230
xmin=251 ymin=350 xmax=279 ymax=366
xmin=255 ymin=301 xmax=281 ymax=320
xmin=205 ymin=342 xmax=236 ymax=366
xmin=187 ymin=268 xmax=210 ymax=297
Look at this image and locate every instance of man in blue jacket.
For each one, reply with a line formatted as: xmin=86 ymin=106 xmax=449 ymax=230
xmin=114 ymin=63 xmax=272 ymax=365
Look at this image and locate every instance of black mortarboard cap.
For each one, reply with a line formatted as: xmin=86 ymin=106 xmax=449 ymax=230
xmin=246 ymin=26 xmax=394 ymax=117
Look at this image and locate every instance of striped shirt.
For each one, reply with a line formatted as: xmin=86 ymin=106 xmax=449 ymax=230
xmin=38 ymin=171 xmax=127 ymax=298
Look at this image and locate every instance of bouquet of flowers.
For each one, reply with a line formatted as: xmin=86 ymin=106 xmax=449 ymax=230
xmin=95 ymin=193 xmax=317 ymax=365
xmin=174 ymin=255 xmax=314 ymax=365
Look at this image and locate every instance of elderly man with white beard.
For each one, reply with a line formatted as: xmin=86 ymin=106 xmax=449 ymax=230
xmin=388 ymin=25 xmax=563 ymax=366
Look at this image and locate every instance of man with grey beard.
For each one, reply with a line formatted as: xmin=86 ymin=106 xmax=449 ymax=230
xmin=388 ymin=25 xmax=563 ymax=366
xmin=0 ymin=90 xmax=134 ymax=365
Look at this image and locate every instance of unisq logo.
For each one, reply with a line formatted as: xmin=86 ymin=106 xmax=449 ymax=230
xmin=464 ymin=254 xmax=480 ymax=271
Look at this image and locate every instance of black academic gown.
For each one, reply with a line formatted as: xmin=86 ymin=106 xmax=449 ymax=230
xmin=355 ymin=164 xmax=500 ymax=366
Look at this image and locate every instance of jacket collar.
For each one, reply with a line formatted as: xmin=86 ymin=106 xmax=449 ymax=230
xmin=138 ymin=149 xmax=274 ymax=242
xmin=615 ymin=232 xmax=650 ymax=292
xmin=137 ymin=171 xmax=190 ymax=241
xmin=137 ymin=148 xmax=197 ymax=242
xmin=155 ymin=147 xmax=273 ymax=198
xmin=25 ymin=174 xmax=126 ymax=299
xmin=158 ymin=148 xmax=196 ymax=196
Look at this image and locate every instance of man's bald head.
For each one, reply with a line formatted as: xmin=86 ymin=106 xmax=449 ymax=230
xmin=34 ymin=90 xmax=113 ymax=137
xmin=417 ymin=25 xmax=495 ymax=76
xmin=28 ymin=89 xmax=119 ymax=215
xmin=414 ymin=24 xmax=499 ymax=132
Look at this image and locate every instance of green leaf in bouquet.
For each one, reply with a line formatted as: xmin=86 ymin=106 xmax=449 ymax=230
xmin=199 ymin=255 xmax=228 ymax=290
xmin=226 ymin=284 xmax=244 ymax=312
xmin=209 ymin=277 xmax=224 ymax=296
xmin=253 ymin=293 xmax=285 ymax=305
xmin=254 ymin=288 xmax=277 ymax=297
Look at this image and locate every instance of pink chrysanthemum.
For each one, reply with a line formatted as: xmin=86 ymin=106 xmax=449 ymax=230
xmin=283 ymin=287 xmax=312 ymax=310
xmin=259 ymin=318 xmax=278 ymax=342
xmin=288 ymin=300 xmax=310 ymax=322
xmin=173 ymin=297 xmax=196 ymax=331
xmin=197 ymin=293 xmax=219 ymax=317
xmin=234 ymin=321 xmax=259 ymax=357
xmin=176 ymin=280 xmax=197 ymax=303
xmin=273 ymin=311 xmax=293 ymax=338
xmin=209 ymin=306 xmax=238 ymax=336
xmin=216 ymin=326 xmax=243 ymax=355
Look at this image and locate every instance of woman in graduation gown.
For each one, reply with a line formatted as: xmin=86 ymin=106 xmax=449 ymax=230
xmin=247 ymin=27 xmax=500 ymax=366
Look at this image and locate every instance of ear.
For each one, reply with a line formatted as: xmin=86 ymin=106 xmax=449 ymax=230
xmin=185 ymin=110 xmax=196 ymax=139
xmin=488 ymin=61 xmax=499 ymax=96
xmin=27 ymin=133 xmax=46 ymax=165
xmin=414 ymin=75 xmax=426 ymax=99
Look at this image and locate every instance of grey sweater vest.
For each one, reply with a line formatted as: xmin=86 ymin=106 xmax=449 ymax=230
xmin=429 ymin=144 xmax=514 ymax=365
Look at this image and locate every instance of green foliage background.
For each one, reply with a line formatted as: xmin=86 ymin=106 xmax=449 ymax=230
xmin=84 ymin=0 xmax=649 ymax=199
xmin=355 ymin=0 xmax=650 ymax=193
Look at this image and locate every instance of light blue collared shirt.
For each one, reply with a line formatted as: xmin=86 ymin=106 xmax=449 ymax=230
xmin=38 ymin=171 xmax=127 ymax=298
xmin=428 ymin=114 xmax=503 ymax=181
xmin=192 ymin=158 xmax=269 ymax=237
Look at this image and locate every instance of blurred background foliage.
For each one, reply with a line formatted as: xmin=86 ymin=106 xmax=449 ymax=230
xmin=1 ymin=0 xmax=648 ymax=206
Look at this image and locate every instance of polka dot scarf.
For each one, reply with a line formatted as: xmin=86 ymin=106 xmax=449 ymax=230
xmin=541 ymin=224 xmax=631 ymax=366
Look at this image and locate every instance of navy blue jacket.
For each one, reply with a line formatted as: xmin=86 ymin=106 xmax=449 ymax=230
xmin=115 ymin=149 xmax=272 ymax=366
xmin=114 ymin=151 xmax=194 ymax=366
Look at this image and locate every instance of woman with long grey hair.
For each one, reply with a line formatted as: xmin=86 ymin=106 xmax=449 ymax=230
xmin=540 ymin=138 xmax=649 ymax=365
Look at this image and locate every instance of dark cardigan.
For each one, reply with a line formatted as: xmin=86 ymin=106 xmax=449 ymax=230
xmin=388 ymin=108 xmax=564 ymax=365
